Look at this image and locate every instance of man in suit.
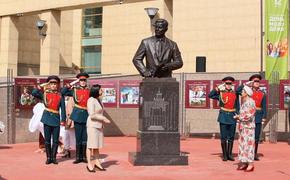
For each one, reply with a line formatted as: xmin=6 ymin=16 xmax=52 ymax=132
xmin=132 ymin=19 xmax=183 ymax=78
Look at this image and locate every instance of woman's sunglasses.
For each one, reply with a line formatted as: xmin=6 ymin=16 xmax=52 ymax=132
xmin=79 ymin=79 xmax=87 ymax=82
xmin=253 ymin=80 xmax=260 ymax=83
xmin=225 ymin=82 xmax=232 ymax=85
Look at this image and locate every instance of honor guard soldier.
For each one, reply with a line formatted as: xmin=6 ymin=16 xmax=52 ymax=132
xmin=209 ymin=76 xmax=239 ymax=161
xmin=237 ymin=74 xmax=267 ymax=161
xmin=32 ymin=76 xmax=66 ymax=165
xmin=61 ymin=72 xmax=90 ymax=164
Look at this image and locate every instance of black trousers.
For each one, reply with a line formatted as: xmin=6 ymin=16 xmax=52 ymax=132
xmin=255 ymin=123 xmax=262 ymax=143
xmin=74 ymin=122 xmax=87 ymax=146
xmin=219 ymin=123 xmax=236 ymax=142
xmin=44 ymin=124 xmax=60 ymax=146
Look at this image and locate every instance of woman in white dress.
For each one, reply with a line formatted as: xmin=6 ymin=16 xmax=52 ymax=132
xmin=86 ymin=84 xmax=111 ymax=172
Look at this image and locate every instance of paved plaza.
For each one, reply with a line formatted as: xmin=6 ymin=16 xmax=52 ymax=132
xmin=1 ymin=137 xmax=290 ymax=180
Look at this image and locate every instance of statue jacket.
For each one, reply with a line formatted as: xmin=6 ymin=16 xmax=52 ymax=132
xmin=132 ymin=36 xmax=183 ymax=77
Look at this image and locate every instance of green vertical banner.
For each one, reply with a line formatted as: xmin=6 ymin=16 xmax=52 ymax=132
xmin=265 ymin=0 xmax=288 ymax=80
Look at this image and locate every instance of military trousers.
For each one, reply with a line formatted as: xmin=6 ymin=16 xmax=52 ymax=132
xmin=219 ymin=123 xmax=236 ymax=142
xmin=74 ymin=122 xmax=87 ymax=146
xmin=255 ymin=123 xmax=262 ymax=143
xmin=44 ymin=124 xmax=60 ymax=145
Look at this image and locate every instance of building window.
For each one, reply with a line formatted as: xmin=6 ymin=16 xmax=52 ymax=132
xmin=81 ymin=7 xmax=102 ymax=74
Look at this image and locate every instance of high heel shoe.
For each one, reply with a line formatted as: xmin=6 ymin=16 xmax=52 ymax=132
xmin=237 ymin=164 xmax=248 ymax=170
xmin=95 ymin=164 xmax=106 ymax=171
xmin=245 ymin=166 xmax=254 ymax=172
xmin=86 ymin=166 xmax=96 ymax=173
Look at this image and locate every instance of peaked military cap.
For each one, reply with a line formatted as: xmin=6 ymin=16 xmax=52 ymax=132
xmin=222 ymin=76 xmax=235 ymax=82
xmin=46 ymin=75 xmax=60 ymax=83
xmin=249 ymin=74 xmax=262 ymax=81
xmin=76 ymin=72 xmax=89 ymax=79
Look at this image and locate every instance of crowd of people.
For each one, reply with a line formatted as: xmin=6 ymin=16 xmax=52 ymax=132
xmin=30 ymin=72 xmax=110 ymax=172
xmin=28 ymin=72 xmax=266 ymax=173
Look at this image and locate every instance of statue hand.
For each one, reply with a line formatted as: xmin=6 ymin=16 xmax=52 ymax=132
xmin=160 ymin=64 xmax=169 ymax=71
xmin=143 ymin=70 xmax=152 ymax=77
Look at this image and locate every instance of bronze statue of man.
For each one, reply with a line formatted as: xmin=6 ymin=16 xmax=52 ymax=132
xmin=132 ymin=19 xmax=183 ymax=78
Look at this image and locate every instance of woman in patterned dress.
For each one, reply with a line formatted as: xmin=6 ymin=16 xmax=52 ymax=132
xmin=234 ymin=85 xmax=256 ymax=172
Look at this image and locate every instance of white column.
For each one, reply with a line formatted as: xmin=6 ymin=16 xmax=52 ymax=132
xmin=40 ymin=10 xmax=61 ymax=75
xmin=0 ymin=16 xmax=19 ymax=77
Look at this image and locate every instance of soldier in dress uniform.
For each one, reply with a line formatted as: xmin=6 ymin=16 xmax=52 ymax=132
xmin=237 ymin=74 xmax=267 ymax=161
xmin=209 ymin=76 xmax=239 ymax=161
xmin=32 ymin=75 xmax=66 ymax=165
xmin=61 ymin=72 xmax=90 ymax=164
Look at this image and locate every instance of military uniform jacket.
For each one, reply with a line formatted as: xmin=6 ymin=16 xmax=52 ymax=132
xmin=237 ymin=85 xmax=267 ymax=123
xmin=209 ymin=89 xmax=240 ymax=124
xmin=32 ymin=89 xmax=66 ymax=127
xmin=61 ymin=86 xmax=90 ymax=124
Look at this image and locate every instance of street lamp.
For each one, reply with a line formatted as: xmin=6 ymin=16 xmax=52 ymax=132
xmin=144 ymin=7 xmax=159 ymax=25
xmin=36 ymin=20 xmax=47 ymax=37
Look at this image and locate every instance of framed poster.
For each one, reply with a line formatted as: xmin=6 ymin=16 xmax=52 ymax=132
xmin=280 ymin=80 xmax=290 ymax=110
xmin=119 ymin=80 xmax=141 ymax=108
xmin=38 ymin=78 xmax=47 ymax=84
xmin=241 ymin=80 xmax=269 ymax=108
xmin=185 ymin=80 xmax=210 ymax=109
xmin=89 ymin=79 xmax=118 ymax=108
xmin=212 ymin=80 xmax=240 ymax=109
xmin=14 ymin=78 xmax=37 ymax=109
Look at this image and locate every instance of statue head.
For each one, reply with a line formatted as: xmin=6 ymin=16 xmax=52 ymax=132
xmin=154 ymin=19 xmax=168 ymax=38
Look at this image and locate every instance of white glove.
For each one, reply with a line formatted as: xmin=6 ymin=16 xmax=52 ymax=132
xmin=217 ymin=83 xmax=226 ymax=91
xmin=244 ymin=81 xmax=253 ymax=87
xmin=69 ymin=79 xmax=80 ymax=86
xmin=39 ymin=82 xmax=49 ymax=87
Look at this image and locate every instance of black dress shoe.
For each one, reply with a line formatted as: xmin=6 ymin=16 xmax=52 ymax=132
xmin=45 ymin=159 xmax=52 ymax=165
xmin=95 ymin=165 xmax=106 ymax=171
xmin=51 ymin=159 xmax=58 ymax=164
xmin=86 ymin=166 xmax=96 ymax=173
xmin=73 ymin=159 xmax=82 ymax=164
xmin=82 ymin=158 xmax=88 ymax=163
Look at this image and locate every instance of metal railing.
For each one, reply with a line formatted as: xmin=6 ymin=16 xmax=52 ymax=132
xmin=268 ymin=71 xmax=280 ymax=143
xmin=7 ymin=69 xmax=15 ymax=144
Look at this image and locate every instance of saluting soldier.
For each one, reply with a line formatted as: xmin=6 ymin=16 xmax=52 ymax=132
xmin=237 ymin=74 xmax=267 ymax=161
xmin=32 ymin=75 xmax=66 ymax=165
xmin=209 ymin=76 xmax=239 ymax=161
xmin=61 ymin=72 xmax=90 ymax=164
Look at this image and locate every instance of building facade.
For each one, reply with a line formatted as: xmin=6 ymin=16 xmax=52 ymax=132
xmin=0 ymin=0 xmax=278 ymax=77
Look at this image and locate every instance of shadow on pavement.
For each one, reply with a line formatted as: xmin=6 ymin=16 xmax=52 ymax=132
xmin=0 ymin=146 xmax=12 ymax=150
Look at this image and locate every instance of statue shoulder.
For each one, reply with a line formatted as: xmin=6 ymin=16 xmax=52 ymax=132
xmin=167 ymin=38 xmax=177 ymax=45
xmin=142 ymin=36 xmax=155 ymax=43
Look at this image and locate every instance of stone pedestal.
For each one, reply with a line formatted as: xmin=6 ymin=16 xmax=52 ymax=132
xmin=129 ymin=78 xmax=188 ymax=166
